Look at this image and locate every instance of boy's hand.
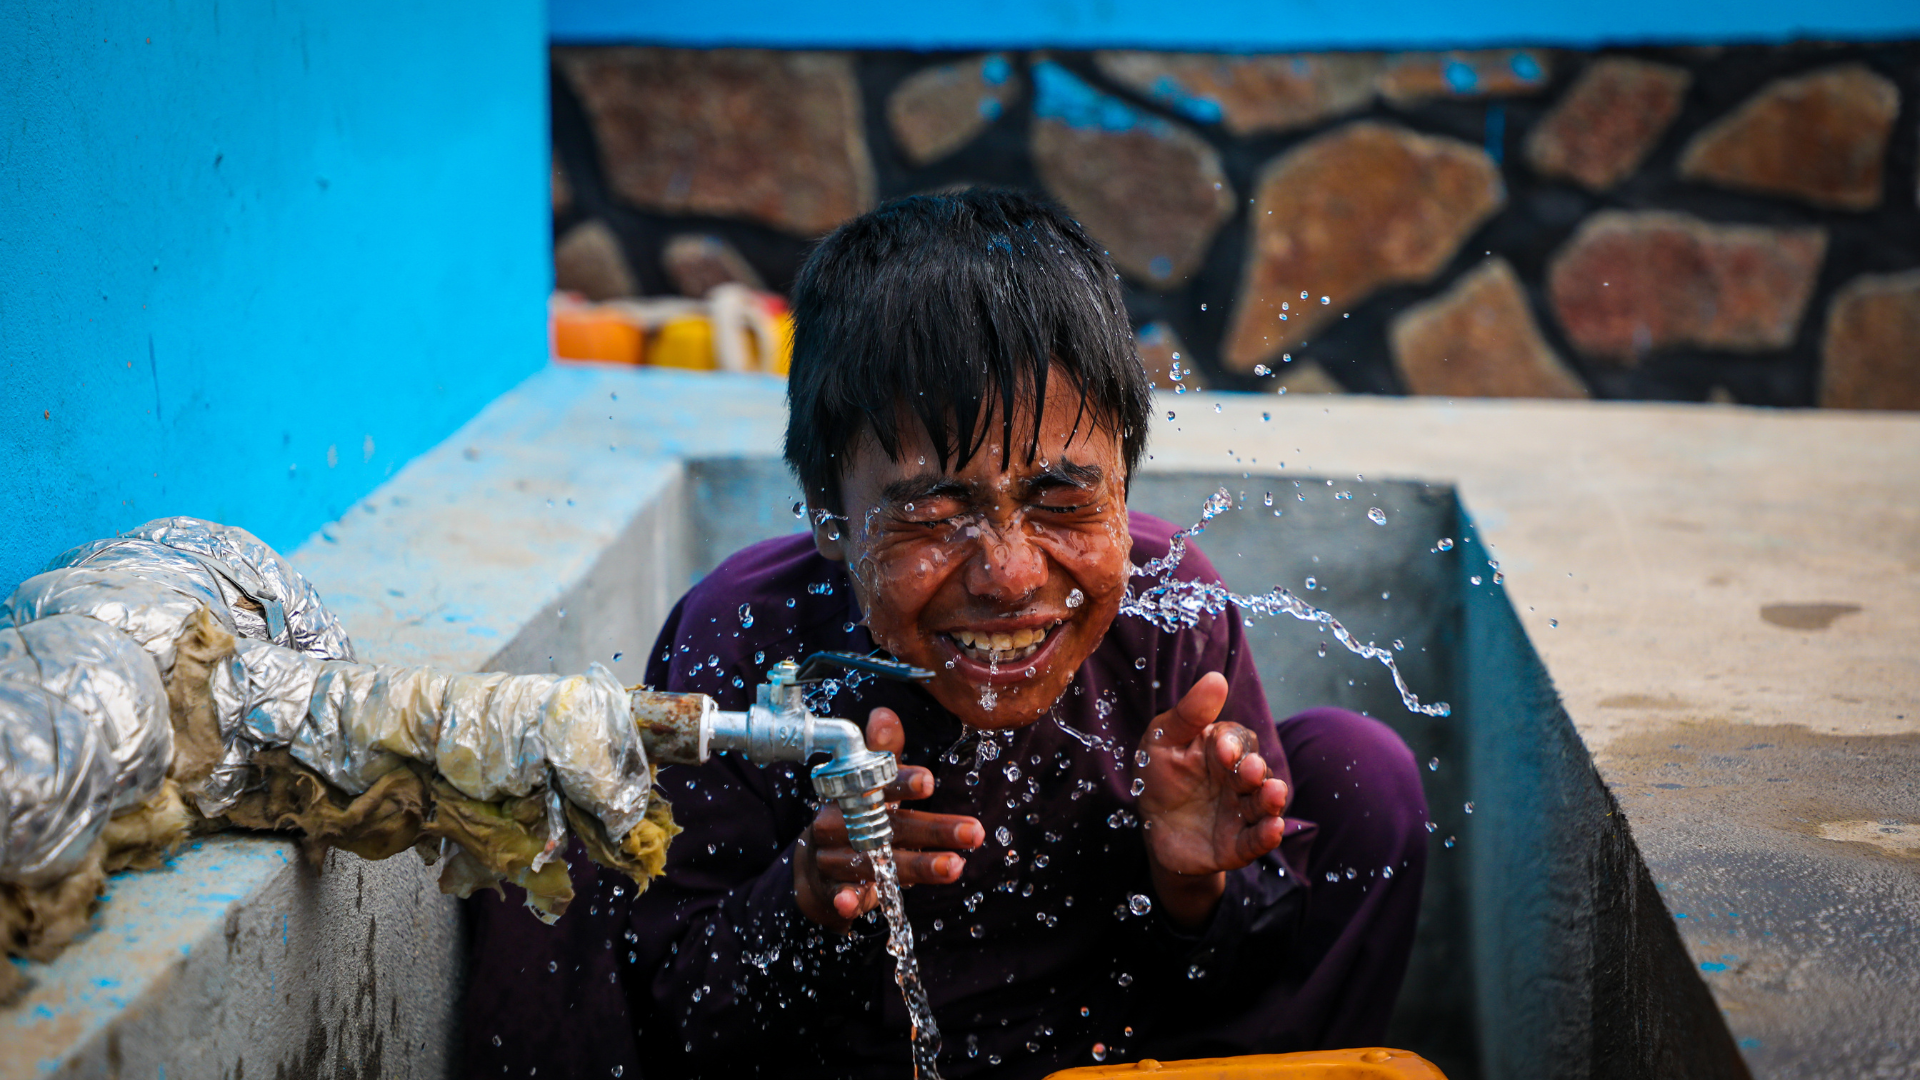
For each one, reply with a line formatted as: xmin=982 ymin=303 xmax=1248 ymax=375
xmin=793 ymin=707 xmax=985 ymax=932
xmin=1133 ymin=672 xmax=1290 ymax=929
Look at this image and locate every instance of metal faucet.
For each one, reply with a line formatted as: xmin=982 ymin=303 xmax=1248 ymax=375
xmin=629 ymin=653 xmax=934 ymax=852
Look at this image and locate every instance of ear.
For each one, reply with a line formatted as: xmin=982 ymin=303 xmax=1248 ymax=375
xmin=812 ymin=516 xmax=847 ymax=562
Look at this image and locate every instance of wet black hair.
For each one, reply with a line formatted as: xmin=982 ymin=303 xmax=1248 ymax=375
xmin=783 ymin=188 xmax=1151 ymax=511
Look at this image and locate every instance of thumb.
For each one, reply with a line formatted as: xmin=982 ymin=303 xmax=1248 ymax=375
xmin=865 ymin=707 xmax=905 ymax=754
xmin=1154 ymin=672 xmax=1229 ymax=747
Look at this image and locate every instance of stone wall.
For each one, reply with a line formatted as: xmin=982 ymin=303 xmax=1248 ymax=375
xmin=550 ymin=43 xmax=1920 ymax=409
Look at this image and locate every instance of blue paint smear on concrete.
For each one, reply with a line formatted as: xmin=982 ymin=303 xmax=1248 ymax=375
xmin=550 ymin=0 xmax=1920 ymax=49
xmin=0 ymin=2 xmax=549 ymax=595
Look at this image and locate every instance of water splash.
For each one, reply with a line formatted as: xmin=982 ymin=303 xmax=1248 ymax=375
xmin=869 ymin=846 xmax=944 ymax=1078
xmin=1119 ymin=487 xmax=1451 ymax=718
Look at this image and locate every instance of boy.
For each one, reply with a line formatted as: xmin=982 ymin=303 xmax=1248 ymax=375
xmin=460 ymin=190 xmax=1427 ymax=1079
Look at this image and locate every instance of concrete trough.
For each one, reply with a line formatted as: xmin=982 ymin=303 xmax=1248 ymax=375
xmin=6 ymin=364 xmax=1915 ymax=1079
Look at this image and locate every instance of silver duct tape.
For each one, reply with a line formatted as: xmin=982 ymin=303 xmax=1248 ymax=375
xmin=0 ymin=617 xmax=171 ymax=817
xmin=2 ymin=567 xmax=209 ymax=676
xmin=217 ymin=643 xmax=651 ymax=843
xmin=0 ymin=683 xmax=114 ymax=884
xmin=51 ymin=517 xmax=355 ymax=662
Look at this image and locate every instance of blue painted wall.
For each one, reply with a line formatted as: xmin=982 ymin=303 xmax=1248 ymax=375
xmin=0 ymin=2 xmax=550 ymax=594
xmin=551 ymin=0 xmax=1920 ymax=49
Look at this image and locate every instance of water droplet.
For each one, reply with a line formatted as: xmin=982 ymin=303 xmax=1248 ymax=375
xmin=1464 ymin=802 xmax=1475 ymax=814
xmin=1428 ymin=757 xmax=1439 ymax=771
xmin=1130 ymin=777 xmax=1146 ymax=796
xmin=1493 ymin=571 xmax=1505 ymax=584
xmin=1134 ymin=657 xmax=1147 ymax=670
xmin=1066 ymin=588 xmax=1085 ymax=609
xmin=612 ymin=651 xmax=624 ymax=661
xmin=1425 ymin=821 xmax=1437 ymax=833
xmin=1187 ymin=965 xmax=1205 ymax=979
xmin=1253 ymin=364 xmax=1270 ymax=376
xmin=1107 ymin=809 xmax=1136 ymax=829
xmin=1470 ymin=575 xmax=1483 ymax=586
xmin=1437 ymin=538 xmax=1454 ymax=551
xmin=1134 ymin=749 xmax=1150 ymax=767
xmin=1316 ymin=642 xmax=1328 ymax=658
xmin=1117 ymin=972 xmax=1134 ymax=986
xmin=1382 ymin=865 xmax=1394 ymax=879
xmin=1128 ymin=894 xmax=1152 ymax=916
xmin=1321 ymin=295 xmax=1330 ymax=305
xmin=1092 ymin=1044 xmax=1108 ymax=1061
xmin=493 ymin=1036 xmax=503 ymax=1047
xmin=1261 ymin=412 xmax=1272 ymax=421
xmin=1549 ymin=618 xmax=1559 ymax=628
xmin=1166 ymin=410 xmax=1176 ymax=420
xmin=1003 ymin=763 xmax=1022 ymax=781
xmin=1444 ymin=836 xmax=1456 ymax=848
xmin=791 ymin=501 xmax=806 ymax=518
xmin=1214 ymin=403 xmax=1222 ymax=413
xmin=1304 ymin=576 xmax=1318 ymax=590
xmin=995 ymin=826 xmax=1012 ymax=846
xmin=785 ymin=598 xmax=796 ymax=608
xmin=613 ymin=1068 xmax=624 ymax=1078
xmin=1368 ymin=507 xmax=1387 ymax=525
xmin=970 ymin=924 xmax=985 ymax=938
xmin=737 ymin=603 xmax=753 ymax=628
xmin=1393 ymin=639 xmax=1405 ymax=651
xmin=548 ymin=961 xmax=558 ymax=973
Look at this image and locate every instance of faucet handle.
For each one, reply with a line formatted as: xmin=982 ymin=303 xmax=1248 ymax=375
xmin=793 ymin=651 xmax=935 ymax=685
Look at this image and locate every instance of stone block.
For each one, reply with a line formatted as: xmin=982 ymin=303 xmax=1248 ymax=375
xmin=887 ymin=53 xmax=1020 ymax=166
xmin=1547 ymin=211 xmax=1826 ymax=365
xmin=554 ymin=219 xmax=636 ymax=301
xmin=1093 ymin=51 xmax=1384 ymax=136
xmin=663 ymin=233 xmax=764 ymax=298
xmin=1134 ymin=321 xmax=1205 ymax=391
xmin=1377 ymin=49 xmax=1552 ymax=104
xmin=1526 ymin=58 xmax=1691 ymax=192
xmin=1223 ymin=121 xmax=1505 ymax=373
xmin=558 ymin=48 xmax=874 ymax=236
xmin=1029 ymin=61 xmax=1234 ymax=287
xmin=1679 ymin=63 xmax=1899 ymax=211
xmin=1390 ymin=258 xmax=1588 ymax=399
xmin=1821 ymin=270 xmax=1920 ymax=410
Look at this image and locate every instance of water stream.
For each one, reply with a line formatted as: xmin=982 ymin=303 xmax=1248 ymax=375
xmin=869 ymin=844 xmax=944 ymax=1079
xmin=1120 ymin=486 xmax=1452 ymax=718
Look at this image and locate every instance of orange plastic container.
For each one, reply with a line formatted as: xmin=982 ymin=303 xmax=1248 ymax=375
xmin=552 ymin=308 xmax=643 ymax=365
xmin=1044 ymin=1048 xmax=1446 ymax=1080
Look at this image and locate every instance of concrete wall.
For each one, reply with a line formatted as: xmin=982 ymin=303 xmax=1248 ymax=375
xmin=551 ymin=0 xmax=1920 ymax=48
xmin=0 ymin=1 xmax=551 ymax=595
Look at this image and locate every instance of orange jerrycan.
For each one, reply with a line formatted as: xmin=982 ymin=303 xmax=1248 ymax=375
xmin=1045 ymin=1048 xmax=1446 ymax=1080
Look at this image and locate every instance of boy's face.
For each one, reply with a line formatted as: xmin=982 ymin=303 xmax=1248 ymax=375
xmin=817 ymin=382 xmax=1133 ymax=730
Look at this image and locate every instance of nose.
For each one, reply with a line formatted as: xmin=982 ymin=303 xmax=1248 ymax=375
xmin=964 ymin=518 xmax=1047 ymax=603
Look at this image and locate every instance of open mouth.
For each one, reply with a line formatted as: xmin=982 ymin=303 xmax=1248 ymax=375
xmin=943 ymin=621 xmax=1063 ymax=665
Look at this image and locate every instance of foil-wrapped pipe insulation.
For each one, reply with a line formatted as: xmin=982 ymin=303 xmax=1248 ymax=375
xmin=0 ymin=616 xmax=170 ymax=884
xmin=209 ymin=642 xmax=651 ymax=843
xmin=42 ymin=517 xmax=357 ymax=662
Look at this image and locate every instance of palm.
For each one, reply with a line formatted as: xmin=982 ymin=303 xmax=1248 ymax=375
xmin=1133 ymin=674 xmax=1288 ymax=877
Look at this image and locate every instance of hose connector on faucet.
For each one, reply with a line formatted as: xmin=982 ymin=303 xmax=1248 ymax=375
xmin=632 ymin=653 xmax=933 ymax=853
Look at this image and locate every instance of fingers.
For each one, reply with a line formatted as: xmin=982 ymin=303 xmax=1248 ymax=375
xmin=811 ymin=808 xmax=982 ymax=852
xmin=882 ymin=765 xmax=935 ymax=802
xmin=1153 ymin=672 xmax=1230 ymax=747
xmin=866 ymin=707 xmax=905 ymax=754
xmin=816 ymin=846 xmax=967 ymax=886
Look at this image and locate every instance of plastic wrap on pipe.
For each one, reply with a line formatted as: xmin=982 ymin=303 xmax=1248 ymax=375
xmin=212 ymin=640 xmax=651 ymax=842
xmin=2 ymin=567 xmax=210 ymax=676
xmin=49 ymin=517 xmax=355 ymax=662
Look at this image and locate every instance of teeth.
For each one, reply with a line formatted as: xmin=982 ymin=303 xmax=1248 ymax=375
xmin=949 ymin=623 xmax=1058 ymax=661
